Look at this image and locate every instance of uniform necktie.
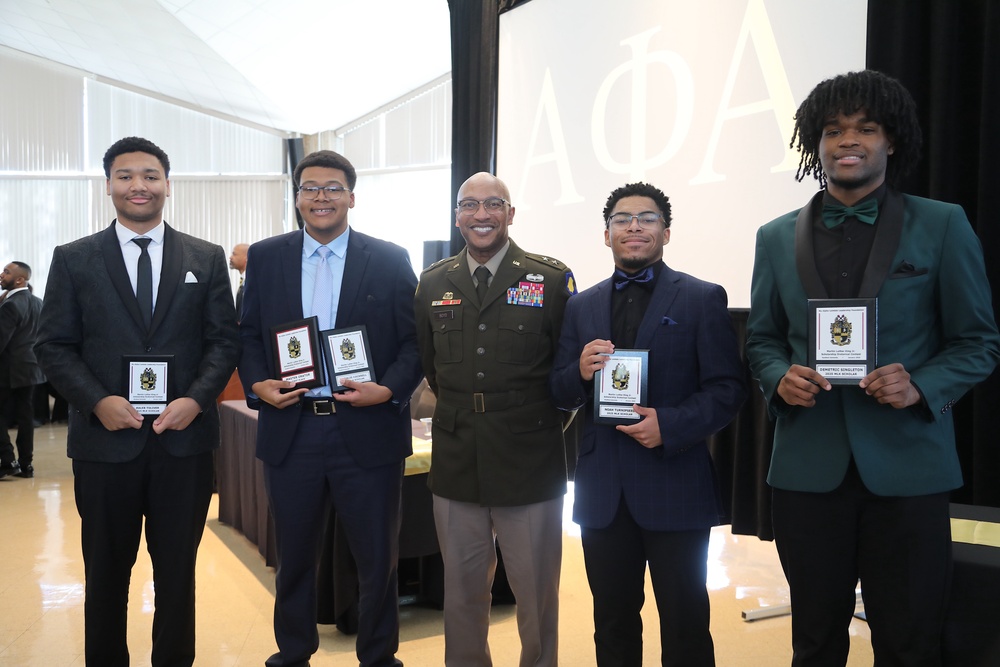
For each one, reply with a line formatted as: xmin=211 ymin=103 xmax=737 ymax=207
xmin=312 ymin=246 xmax=334 ymax=329
xmin=613 ymin=266 xmax=654 ymax=291
xmin=822 ymin=198 xmax=879 ymax=228
xmin=132 ymin=237 xmax=153 ymax=329
xmin=474 ymin=265 xmax=491 ymax=303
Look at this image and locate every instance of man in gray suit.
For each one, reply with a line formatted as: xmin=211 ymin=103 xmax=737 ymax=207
xmin=0 ymin=260 xmax=45 ymax=478
xmin=35 ymin=136 xmax=240 ymax=667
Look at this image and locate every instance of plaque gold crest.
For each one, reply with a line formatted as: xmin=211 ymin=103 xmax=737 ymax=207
xmin=340 ymin=337 xmax=356 ymax=361
xmin=288 ymin=335 xmax=302 ymax=359
xmin=611 ymin=363 xmax=630 ymax=391
xmin=140 ymin=367 xmax=157 ymax=391
xmin=830 ymin=314 xmax=852 ymax=346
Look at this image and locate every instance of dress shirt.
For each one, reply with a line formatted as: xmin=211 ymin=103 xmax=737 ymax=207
xmin=301 ymin=228 xmax=349 ymax=397
xmin=814 ymin=184 xmax=885 ymax=299
xmin=115 ymin=220 xmax=165 ymax=310
xmin=611 ymin=262 xmax=663 ymax=349
xmin=467 ymin=239 xmax=510 ymax=289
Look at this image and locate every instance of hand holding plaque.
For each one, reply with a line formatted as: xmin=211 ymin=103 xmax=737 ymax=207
xmin=593 ymin=349 xmax=649 ymax=425
xmin=270 ymin=317 xmax=324 ymax=389
xmin=808 ymin=298 xmax=877 ymax=384
xmin=321 ymin=325 xmax=377 ymax=392
xmin=123 ymin=355 xmax=173 ymax=415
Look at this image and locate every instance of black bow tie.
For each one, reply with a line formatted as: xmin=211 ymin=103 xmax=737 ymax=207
xmin=613 ymin=267 xmax=655 ymax=291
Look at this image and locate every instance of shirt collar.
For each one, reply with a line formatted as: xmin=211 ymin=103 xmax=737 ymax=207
xmin=468 ymin=239 xmax=510 ymax=279
xmin=115 ymin=219 xmax=165 ymax=246
xmin=303 ymin=226 xmax=350 ymax=259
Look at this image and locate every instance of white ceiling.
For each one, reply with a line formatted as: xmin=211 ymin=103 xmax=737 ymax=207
xmin=0 ymin=0 xmax=453 ymax=135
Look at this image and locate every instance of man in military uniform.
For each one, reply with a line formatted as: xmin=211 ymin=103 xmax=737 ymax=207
xmin=414 ymin=172 xmax=575 ymax=667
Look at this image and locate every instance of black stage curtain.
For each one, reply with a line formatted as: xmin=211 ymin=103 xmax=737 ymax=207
xmin=447 ymin=0 xmax=1000 ymax=538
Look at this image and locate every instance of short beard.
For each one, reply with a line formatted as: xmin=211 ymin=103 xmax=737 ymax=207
xmin=618 ymin=256 xmax=655 ymax=272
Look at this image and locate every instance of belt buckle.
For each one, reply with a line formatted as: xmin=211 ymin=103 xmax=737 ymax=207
xmin=473 ymin=393 xmax=485 ymax=413
xmin=311 ymin=400 xmax=335 ymax=415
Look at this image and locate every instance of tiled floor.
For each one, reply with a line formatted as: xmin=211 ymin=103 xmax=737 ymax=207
xmin=0 ymin=423 xmax=874 ymax=666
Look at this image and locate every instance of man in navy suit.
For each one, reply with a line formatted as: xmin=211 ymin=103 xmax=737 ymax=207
xmin=238 ymin=150 xmax=422 ymax=667
xmin=0 ymin=261 xmax=45 ymax=478
xmin=550 ymin=182 xmax=746 ymax=666
xmin=35 ymin=136 xmax=240 ymax=666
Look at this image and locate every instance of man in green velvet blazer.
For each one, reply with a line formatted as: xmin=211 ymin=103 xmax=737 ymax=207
xmin=747 ymin=70 xmax=1000 ymax=666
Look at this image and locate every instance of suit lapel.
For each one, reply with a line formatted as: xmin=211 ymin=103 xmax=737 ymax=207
xmin=794 ymin=191 xmax=828 ymax=299
xmin=592 ymin=280 xmax=613 ymax=340
xmin=857 ymin=189 xmax=904 ymax=298
xmin=102 ymin=222 xmax=147 ymax=333
xmin=335 ymin=230 xmax=369 ymax=327
xmin=149 ymin=223 xmax=181 ymax=335
xmin=281 ymin=231 xmax=305 ymax=322
xmin=635 ymin=262 xmax=680 ymax=348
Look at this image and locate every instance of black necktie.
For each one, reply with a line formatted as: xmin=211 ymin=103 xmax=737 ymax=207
xmin=474 ymin=265 xmax=491 ymax=302
xmin=133 ymin=237 xmax=153 ymax=329
xmin=613 ymin=266 xmax=654 ymax=291
xmin=822 ymin=198 xmax=879 ymax=228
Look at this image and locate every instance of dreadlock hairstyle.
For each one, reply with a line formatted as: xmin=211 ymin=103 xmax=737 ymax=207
xmin=790 ymin=70 xmax=922 ymax=189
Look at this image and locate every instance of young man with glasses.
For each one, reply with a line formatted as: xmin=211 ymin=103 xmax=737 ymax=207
xmin=238 ymin=150 xmax=422 ymax=667
xmin=414 ymin=172 xmax=575 ymax=667
xmin=550 ymin=181 xmax=746 ymax=666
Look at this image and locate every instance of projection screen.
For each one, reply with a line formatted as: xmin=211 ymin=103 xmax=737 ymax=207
xmin=497 ymin=0 xmax=867 ymax=306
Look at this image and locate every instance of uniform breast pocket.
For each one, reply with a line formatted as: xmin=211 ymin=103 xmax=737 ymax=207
xmin=497 ymin=307 xmax=545 ymax=364
xmin=432 ymin=317 xmax=464 ymax=364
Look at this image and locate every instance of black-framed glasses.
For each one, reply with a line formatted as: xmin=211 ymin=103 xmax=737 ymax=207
xmin=299 ymin=185 xmax=350 ymax=200
xmin=606 ymin=212 xmax=664 ymax=229
xmin=456 ymin=197 xmax=509 ymax=214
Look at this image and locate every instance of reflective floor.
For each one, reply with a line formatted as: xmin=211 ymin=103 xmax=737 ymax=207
xmin=0 ymin=423 xmax=874 ymax=666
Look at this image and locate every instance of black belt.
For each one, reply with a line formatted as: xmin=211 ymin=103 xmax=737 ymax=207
xmin=301 ymin=397 xmax=337 ymax=416
xmin=436 ymin=386 xmax=551 ymax=413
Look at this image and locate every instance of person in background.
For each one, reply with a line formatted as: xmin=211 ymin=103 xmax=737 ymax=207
xmin=0 ymin=261 xmax=46 ymax=478
xmin=550 ymin=182 xmax=746 ymax=666
xmin=230 ymin=242 xmax=248 ymax=321
xmin=414 ymin=172 xmax=575 ymax=667
xmin=746 ymin=70 xmax=1000 ymax=665
xmin=35 ymin=136 xmax=240 ymax=666
xmin=238 ymin=149 xmax=422 ymax=667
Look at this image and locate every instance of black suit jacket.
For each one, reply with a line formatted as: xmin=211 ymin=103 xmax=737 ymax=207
xmin=238 ymin=228 xmax=422 ymax=468
xmin=35 ymin=222 xmax=240 ymax=462
xmin=0 ymin=289 xmax=45 ymax=389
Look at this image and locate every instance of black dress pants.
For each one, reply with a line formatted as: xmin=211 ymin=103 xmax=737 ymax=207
xmin=581 ymin=498 xmax=715 ymax=667
xmin=772 ymin=462 xmax=951 ymax=667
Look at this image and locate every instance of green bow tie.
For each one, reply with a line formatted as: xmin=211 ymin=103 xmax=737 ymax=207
xmin=822 ymin=198 xmax=879 ymax=228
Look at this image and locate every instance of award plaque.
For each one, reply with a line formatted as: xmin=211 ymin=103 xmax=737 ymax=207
xmin=321 ymin=325 xmax=377 ymax=392
xmin=122 ymin=355 xmax=173 ymax=415
xmin=808 ymin=298 xmax=877 ymax=385
xmin=270 ymin=317 xmax=324 ymax=389
xmin=593 ymin=349 xmax=649 ymax=425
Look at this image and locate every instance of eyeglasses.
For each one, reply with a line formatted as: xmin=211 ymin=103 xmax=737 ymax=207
xmin=606 ymin=212 xmax=664 ymax=229
xmin=456 ymin=197 xmax=509 ymax=214
xmin=299 ymin=185 xmax=350 ymax=200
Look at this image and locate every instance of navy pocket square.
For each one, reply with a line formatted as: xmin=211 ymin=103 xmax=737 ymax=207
xmin=661 ymin=316 xmax=677 ymax=325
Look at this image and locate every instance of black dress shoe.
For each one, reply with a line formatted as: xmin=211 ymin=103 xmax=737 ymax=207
xmin=15 ymin=464 xmax=33 ymax=478
xmin=0 ymin=460 xmax=22 ymax=479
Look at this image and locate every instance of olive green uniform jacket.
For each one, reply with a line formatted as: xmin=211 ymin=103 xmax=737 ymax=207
xmin=415 ymin=241 xmax=575 ymax=506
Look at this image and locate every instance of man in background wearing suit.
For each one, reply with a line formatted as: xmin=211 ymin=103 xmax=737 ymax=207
xmin=0 ymin=261 xmax=45 ymax=478
xmin=239 ymin=150 xmax=422 ymax=667
xmin=550 ymin=182 xmax=746 ymax=666
xmin=230 ymin=242 xmax=248 ymax=320
xmin=746 ymin=70 xmax=1000 ymax=665
xmin=414 ymin=172 xmax=575 ymax=667
xmin=35 ymin=136 xmax=240 ymax=667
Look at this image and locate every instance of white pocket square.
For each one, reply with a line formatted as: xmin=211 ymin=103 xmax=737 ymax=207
xmin=184 ymin=271 xmax=198 ymax=283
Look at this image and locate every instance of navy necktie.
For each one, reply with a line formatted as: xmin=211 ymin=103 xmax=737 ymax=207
xmin=132 ymin=237 xmax=153 ymax=329
xmin=613 ymin=266 xmax=654 ymax=291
